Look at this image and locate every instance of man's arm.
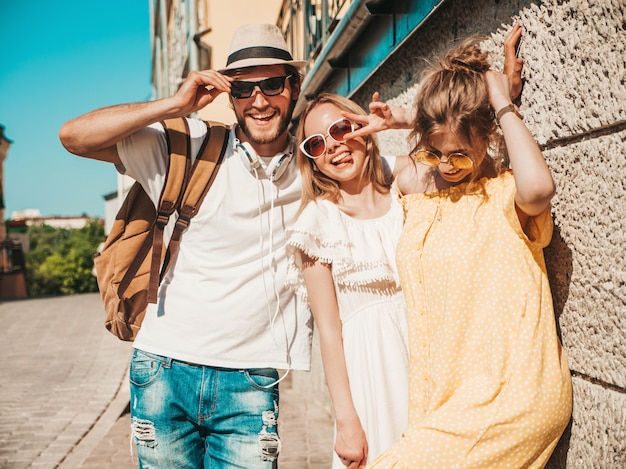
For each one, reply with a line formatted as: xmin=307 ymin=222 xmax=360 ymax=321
xmin=59 ymin=70 xmax=232 ymax=164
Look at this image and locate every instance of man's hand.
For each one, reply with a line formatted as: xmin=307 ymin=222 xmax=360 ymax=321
xmin=503 ymin=22 xmax=524 ymax=100
xmin=172 ymin=69 xmax=233 ymax=116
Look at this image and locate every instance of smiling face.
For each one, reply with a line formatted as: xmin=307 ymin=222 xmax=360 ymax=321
xmin=301 ymin=103 xmax=368 ymax=189
xmin=230 ymin=64 xmax=300 ymax=155
xmin=426 ymin=129 xmax=479 ymax=185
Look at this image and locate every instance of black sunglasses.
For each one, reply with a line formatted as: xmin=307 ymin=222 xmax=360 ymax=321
xmin=230 ymin=75 xmax=292 ymax=99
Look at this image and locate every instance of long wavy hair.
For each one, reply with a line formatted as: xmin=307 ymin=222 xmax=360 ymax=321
xmin=296 ymin=93 xmax=390 ymax=212
xmin=410 ymin=36 xmax=506 ymax=184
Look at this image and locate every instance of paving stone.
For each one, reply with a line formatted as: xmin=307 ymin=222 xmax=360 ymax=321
xmin=1 ymin=294 xmax=335 ymax=468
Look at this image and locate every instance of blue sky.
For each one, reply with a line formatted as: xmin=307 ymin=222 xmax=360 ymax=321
xmin=1 ymin=1 xmax=152 ymax=218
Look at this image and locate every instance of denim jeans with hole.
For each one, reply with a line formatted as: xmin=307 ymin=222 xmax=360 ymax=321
xmin=129 ymin=349 xmax=280 ymax=469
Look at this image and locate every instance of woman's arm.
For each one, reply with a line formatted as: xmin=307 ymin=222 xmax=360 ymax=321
xmin=485 ymin=70 xmax=556 ymax=228
xmin=301 ymin=252 xmax=368 ymax=469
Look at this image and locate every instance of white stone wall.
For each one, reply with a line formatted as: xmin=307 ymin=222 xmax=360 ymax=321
xmin=351 ymin=0 xmax=626 ymax=467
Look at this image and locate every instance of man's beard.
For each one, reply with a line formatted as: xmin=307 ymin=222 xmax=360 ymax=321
xmin=236 ymin=100 xmax=295 ymax=145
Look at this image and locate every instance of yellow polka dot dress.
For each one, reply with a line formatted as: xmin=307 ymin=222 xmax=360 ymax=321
xmin=370 ymin=172 xmax=572 ymax=469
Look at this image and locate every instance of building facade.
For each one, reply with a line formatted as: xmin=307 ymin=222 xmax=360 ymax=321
xmin=0 ymin=125 xmax=27 ymax=298
xmin=143 ymin=1 xmax=625 ymax=467
xmin=0 ymin=125 xmax=10 ymax=241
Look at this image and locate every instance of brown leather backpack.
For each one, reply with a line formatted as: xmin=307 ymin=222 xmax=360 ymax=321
xmin=93 ymin=118 xmax=229 ymax=341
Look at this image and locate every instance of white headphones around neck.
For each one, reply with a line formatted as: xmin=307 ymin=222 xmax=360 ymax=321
xmin=233 ymin=135 xmax=295 ymax=387
xmin=235 ymin=139 xmax=293 ymax=183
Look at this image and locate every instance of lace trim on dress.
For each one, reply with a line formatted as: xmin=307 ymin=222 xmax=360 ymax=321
xmin=285 ymin=199 xmax=400 ymax=301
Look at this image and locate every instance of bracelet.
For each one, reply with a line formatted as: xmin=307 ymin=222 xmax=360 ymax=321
xmin=496 ymin=103 xmax=523 ymax=124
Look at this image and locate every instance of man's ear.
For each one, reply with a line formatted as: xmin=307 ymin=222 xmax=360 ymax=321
xmin=290 ymin=79 xmax=301 ymax=101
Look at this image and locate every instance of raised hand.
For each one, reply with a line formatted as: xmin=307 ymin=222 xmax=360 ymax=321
xmin=342 ymin=92 xmax=414 ymax=140
xmin=485 ymin=70 xmax=514 ymax=113
xmin=503 ymin=23 xmax=524 ymax=100
xmin=172 ymin=69 xmax=233 ymax=116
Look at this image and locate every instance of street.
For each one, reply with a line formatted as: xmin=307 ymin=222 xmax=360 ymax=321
xmin=0 ymin=294 xmax=332 ymax=468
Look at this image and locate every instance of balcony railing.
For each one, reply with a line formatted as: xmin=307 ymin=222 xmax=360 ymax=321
xmin=279 ymin=0 xmax=353 ymax=75
xmin=302 ymin=0 xmax=351 ymax=62
xmin=279 ymin=0 xmax=445 ymax=111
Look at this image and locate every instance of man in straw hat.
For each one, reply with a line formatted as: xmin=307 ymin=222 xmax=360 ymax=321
xmin=60 ymin=22 xmax=523 ymax=467
xmin=61 ymin=24 xmax=309 ymax=468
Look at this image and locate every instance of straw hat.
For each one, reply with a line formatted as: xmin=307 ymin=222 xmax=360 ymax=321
xmin=219 ymin=24 xmax=307 ymax=73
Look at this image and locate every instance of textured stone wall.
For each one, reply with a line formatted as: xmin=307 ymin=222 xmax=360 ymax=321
xmin=349 ymin=0 xmax=626 ymax=467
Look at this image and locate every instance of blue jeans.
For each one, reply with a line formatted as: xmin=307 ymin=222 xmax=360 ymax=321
xmin=129 ymin=349 xmax=280 ymax=469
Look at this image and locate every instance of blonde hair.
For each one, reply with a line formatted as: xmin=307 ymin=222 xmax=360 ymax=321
xmin=296 ymin=93 xmax=390 ymax=212
xmin=410 ymin=36 xmax=506 ymax=183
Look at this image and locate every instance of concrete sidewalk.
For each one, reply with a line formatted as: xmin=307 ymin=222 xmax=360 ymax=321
xmin=0 ymin=294 xmax=333 ymax=468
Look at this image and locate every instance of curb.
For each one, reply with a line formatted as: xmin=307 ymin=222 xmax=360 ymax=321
xmin=58 ymin=367 xmax=130 ymax=468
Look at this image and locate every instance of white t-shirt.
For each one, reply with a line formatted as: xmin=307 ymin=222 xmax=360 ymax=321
xmin=117 ymin=118 xmax=312 ymax=370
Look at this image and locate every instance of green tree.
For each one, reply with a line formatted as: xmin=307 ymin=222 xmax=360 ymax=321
xmin=25 ymin=220 xmax=104 ymax=296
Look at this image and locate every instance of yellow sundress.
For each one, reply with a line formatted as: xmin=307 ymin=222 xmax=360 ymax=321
xmin=370 ymin=171 xmax=572 ymax=469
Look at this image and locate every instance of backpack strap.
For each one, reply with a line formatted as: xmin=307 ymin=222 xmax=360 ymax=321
xmin=154 ymin=121 xmax=229 ymax=302
xmin=146 ymin=117 xmax=193 ymax=303
xmin=159 ymin=121 xmax=229 ymax=285
xmin=118 ymin=117 xmax=190 ymax=301
xmin=177 ymin=121 xmax=229 ymax=228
